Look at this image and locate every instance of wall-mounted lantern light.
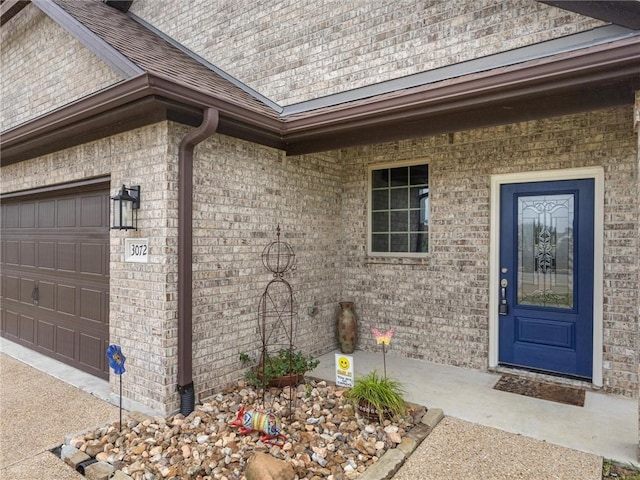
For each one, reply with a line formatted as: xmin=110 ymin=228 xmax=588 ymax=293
xmin=111 ymin=184 xmax=140 ymax=230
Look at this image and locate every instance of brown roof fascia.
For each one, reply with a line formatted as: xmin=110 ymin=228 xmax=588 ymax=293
xmin=0 ymin=0 xmax=29 ymax=26
xmin=144 ymin=73 xmax=282 ymax=133
xmin=282 ymin=36 xmax=640 ymax=136
xmin=1 ymin=97 xmax=170 ymax=165
xmin=3 ymin=75 xmax=152 ymax=147
xmin=281 ymin=37 xmax=640 ymax=154
xmin=285 ymin=82 xmax=634 ymax=155
xmin=0 ymin=73 xmax=286 ymax=166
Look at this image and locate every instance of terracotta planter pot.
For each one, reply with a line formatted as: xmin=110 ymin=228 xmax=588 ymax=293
xmin=256 ymin=370 xmax=302 ymax=388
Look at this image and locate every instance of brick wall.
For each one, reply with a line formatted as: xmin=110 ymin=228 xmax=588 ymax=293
xmin=178 ymin=125 xmax=343 ymax=403
xmin=2 ymin=111 xmax=637 ymax=413
xmin=0 ymin=122 xmax=182 ymax=414
xmin=1 ymin=0 xmax=636 ymax=415
xmin=130 ymin=0 xmax=602 ymax=106
xmin=634 ymin=90 xmax=640 ymax=460
xmin=340 ymin=106 xmax=639 ymax=399
xmin=0 ymin=4 xmax=121 ymax=131
xmin=108 ymin=124 xmax=180 ymax=414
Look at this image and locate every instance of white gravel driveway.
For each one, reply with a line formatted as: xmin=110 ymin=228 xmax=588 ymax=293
xmin=393 ymin=416 xmax=602 ymax=480
xmin=0 ymin=353 xmax=119 ymax=479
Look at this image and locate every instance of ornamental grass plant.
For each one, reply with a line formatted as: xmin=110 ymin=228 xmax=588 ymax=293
xmin=346 ymin=370 xmax=406 ymax=423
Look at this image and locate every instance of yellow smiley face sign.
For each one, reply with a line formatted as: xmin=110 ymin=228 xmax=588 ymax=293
xmin=338 ymin=356 xmax=350 ymax=370
xmin=335 ymin=353 xmax=354 ymax=388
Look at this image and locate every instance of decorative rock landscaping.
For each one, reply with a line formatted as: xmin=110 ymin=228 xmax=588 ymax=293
xmin=61 ymin=380 xmax=440 ymax=480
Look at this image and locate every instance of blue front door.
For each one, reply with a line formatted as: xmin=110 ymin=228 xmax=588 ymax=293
xmin=499 ymin=179 xmax=594 ymax=379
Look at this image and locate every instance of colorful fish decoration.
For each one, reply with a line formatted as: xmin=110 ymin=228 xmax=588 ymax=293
xmin=229 ymin=406 xmax=289 ymax=446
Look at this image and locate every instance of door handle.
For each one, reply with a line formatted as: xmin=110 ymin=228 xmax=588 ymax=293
xmin=499 ymin=278 xmax=508 ymax=316
xmin=31 ymin=283 xmax=39 ymax=306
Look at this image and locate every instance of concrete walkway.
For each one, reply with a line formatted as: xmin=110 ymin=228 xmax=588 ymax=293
xmin=1 ymin=339 xmax=637 ymax=479
xmin=311 ymin=349 xmax=639 ymax=466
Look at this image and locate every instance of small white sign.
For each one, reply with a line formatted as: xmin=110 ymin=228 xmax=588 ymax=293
xmin=335 ymin=353 xmax=354 ymax=388
xmin=124 ymin=238 xmax=149 ymax=263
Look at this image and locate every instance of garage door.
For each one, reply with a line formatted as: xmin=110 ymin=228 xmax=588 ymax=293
xmin=1 ymin=184 xmax=110 ymax=379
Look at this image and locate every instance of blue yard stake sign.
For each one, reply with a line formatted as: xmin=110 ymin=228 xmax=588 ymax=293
xmin=106 ymin=344 xmax=126 ymax=430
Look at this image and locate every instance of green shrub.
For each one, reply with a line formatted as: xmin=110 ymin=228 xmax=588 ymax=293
xmin=239 ymin=349 xmax=319 ymax=387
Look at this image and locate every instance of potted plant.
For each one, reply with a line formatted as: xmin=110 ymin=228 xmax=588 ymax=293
xmin=239 ymin=349 xmax=320 ymax=388
xmin=346 ymin=370 xmax=406 ymax=422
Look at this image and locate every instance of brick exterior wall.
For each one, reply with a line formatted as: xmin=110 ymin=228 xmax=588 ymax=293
xmin=634 ymin=91 xmax=640 ymax=460
xmin=129 ymin=0 xmax=602 ymax=106
xmin=1 ymin=123 xmax=180 ymax=414
xmin=340 ymin=106 xmax=639 ymax=399
xmin=178 ymin=125 xmax=343 ymax=404
xmin=108 ymin=124 xmax=180 ymax=414
xmin=0 ymin=4 xmax=121 ymax=131
xmin=0 ymin=119 xmax=343 ymax=413
xmin=1 ymin=107 xmax=637 ymax=414
xmin=1 ymin=1 xmax=637 ymax=426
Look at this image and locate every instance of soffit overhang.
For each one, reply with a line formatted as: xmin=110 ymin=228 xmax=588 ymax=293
xmin=538 ymin=1 xmax=640 ymax=30
xmin=0 ymin=0 xmax=29 ymax=26
xmin=1 ymin=35 xmax=639 ymax=165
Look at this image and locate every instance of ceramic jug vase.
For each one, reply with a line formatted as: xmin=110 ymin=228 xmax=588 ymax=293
xmin=337 ymin=301 xmax=357 ymax=354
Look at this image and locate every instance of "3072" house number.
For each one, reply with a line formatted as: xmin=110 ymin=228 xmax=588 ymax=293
xmin=124 ymin=238 xmax=149 ymax=263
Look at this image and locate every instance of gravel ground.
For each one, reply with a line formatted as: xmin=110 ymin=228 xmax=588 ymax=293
xmin=1 ymin=452 xmax=84 ymax=480
xmin=393 ymin=416 xmax=602 ymax=480
xmin=1 ymin=353 xmax=609 ymax=480
xmin=67 ymin=380 xmax=422 ymax=479
xmin=0 ymin=353 xmax=119 ymax=479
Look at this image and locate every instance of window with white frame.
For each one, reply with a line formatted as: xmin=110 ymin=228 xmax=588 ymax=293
xmin=369 ymin=162 xmax=429 ymax=255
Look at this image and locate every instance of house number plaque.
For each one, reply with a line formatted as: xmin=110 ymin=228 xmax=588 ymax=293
xmin=124 ymin=238 xmax=149 ymax=263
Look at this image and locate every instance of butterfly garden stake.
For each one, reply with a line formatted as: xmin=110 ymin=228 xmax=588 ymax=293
xmin=106 ymin=344 xmax=126 ymax=431
xmin=371 ymin=327 xmax=395 ymax=378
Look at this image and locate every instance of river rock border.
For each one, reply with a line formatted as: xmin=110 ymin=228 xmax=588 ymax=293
xmin=56 ymin=381 xmax=444 ymax=480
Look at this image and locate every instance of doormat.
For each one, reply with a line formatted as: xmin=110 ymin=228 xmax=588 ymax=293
xmin=493 ymin=375 xmax=585 ymax=407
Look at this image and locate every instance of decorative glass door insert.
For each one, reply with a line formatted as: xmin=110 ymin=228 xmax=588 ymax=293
xmin=517 ymin=194 xmax=574 ymax=309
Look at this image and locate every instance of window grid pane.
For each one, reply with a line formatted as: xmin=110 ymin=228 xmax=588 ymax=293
xmin=371 ymin=164 xmax=429 ymax=254
xmin=390 ymin=189 xmax=408 ymax=210
xmin=372 ymin=212 xmax=389 ymax=233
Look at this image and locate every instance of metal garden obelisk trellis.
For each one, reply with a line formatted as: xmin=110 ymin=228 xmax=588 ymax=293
xmin=258 ymin=225 xmax=298 ymax=417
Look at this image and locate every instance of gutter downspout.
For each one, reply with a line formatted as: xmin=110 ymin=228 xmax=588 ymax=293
xmin=177 ymin=107 xmax=219 ymax=415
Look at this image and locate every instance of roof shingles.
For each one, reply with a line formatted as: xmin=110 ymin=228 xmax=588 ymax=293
xmin=54 ymin=0 xmax=279 ymax=118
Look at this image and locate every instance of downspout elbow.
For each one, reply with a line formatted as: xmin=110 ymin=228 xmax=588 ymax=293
xmin=177 ymin=107 xmax=219 ymax=415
